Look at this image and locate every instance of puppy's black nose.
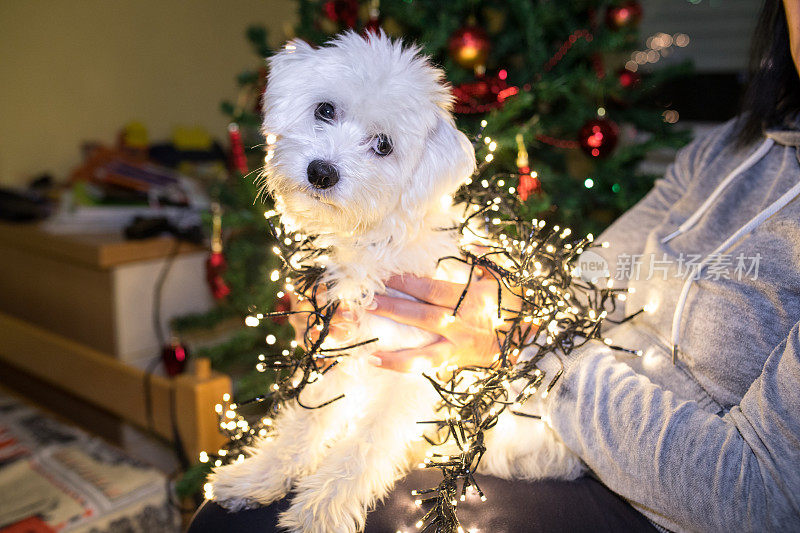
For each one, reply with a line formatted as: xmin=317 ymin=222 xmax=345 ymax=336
xmin=307 ymin=160 xmax=340 ymax=189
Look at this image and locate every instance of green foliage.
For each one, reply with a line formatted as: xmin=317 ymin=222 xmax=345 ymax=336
xmin=175 ymin=462 xmax=212 ymax=499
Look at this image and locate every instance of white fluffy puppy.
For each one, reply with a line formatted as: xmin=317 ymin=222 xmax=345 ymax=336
xmin=210 ymin=32 xmax=583 ymax=532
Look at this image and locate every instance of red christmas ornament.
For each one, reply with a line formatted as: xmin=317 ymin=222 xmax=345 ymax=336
xmin=515 ymin=134 xmax=541 ymax=201
xmin=162 ymin=339 xmax=188 ymax=377
xmin=206 ymin=203 xmax=231 ymax=300
xmin=207 ymin=251 xmax=231 ymax=300
xmin=606 ymin=1 xmax=642 ymax=30
xmin=452 ymin=71 xmax=518 ymax=114
xmin=448 ymin=25 xmax=491 ymax=70
xmin=271 ymin=293 xmax=292 ymax=325
xmin=227 ymin=123 xmax=248 ymax=175
xmin=517 ymin=166 xmax=542 ymax=201
xmin=578 ymin=118 xmax=619 ymax=158
xmin=323 ymin=0 xmax=359 ymax=29
xmin=618 ymin=68 xmax=641 ymax=88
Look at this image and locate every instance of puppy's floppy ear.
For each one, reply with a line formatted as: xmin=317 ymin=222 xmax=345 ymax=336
xmin=263 ymin=39 xmax=316 ymax=131
xmin=402 ymin=113 xmax=476 ymax=212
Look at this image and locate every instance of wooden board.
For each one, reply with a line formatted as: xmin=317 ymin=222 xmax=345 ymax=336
xmin=0 ymin=311 xmax=230 ymax=459
xmin=0 ymin=222 xmax=204 ymax=269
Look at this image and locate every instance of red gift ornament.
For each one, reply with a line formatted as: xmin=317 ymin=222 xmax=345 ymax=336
xmin=606 ymin=1 xmax=642 ymax=30
xmin=162 ymin=339 xmax=188 ymax=377
xmin=206 ymin=203 xmax=231 ymax=300
xmin=228 ymin=123 xmax=248 ymax=175
xmin=448 ymin=25 xmax=491 ymax=70
xmin=578 ymin=118 xmax=619 ymax=158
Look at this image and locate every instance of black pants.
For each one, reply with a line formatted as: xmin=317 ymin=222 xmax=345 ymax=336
xmin=188 ymin=470 xmax=656 ymax=532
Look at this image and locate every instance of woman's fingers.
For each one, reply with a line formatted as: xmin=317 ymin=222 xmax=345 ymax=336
xmin=372 ymin=339 xmax=452 ymax=372
xmin=385 ymin=275 xmax=467 ymax=309
xmin=371 ymin=294 xmax=454 ymax=336
xmin=372 ymin=338 xmax=495 ymax=372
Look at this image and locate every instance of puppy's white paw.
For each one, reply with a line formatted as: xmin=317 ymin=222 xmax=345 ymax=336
xmin=208 ymin=457 xmax=291 ymax=511
xmin=480 ymin=414 xmax=585 ymax=481
xmin=278 ymin=478 xmax=367 ymax=533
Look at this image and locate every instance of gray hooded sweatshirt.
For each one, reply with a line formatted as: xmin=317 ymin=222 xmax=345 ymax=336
xmin=538 ymin=118 xmax=800 ymax=532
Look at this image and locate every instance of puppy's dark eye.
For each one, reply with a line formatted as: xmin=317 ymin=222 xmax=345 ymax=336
xmin=371 ymin=134 xmax=393 ymax=156
xmin=314 ymin=102 xmax=335 ymax=122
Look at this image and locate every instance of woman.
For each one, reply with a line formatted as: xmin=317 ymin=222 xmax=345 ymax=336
xmin=190 ymin=0 xmax=800 ymax=530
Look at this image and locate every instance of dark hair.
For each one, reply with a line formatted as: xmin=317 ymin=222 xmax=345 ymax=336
xmin=737 ymin=0 xmax=800 ymax=146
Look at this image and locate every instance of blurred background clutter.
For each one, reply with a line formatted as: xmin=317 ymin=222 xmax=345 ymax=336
xmin=0 ymin=0 xmax=759 ymax=530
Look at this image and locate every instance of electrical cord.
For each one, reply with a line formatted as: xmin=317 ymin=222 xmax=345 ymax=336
xmin=140 ymin=235 xmax=199 ymax=514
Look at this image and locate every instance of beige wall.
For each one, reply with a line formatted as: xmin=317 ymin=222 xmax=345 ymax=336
xmin=0 ymin=1 xmax=295 ymax=186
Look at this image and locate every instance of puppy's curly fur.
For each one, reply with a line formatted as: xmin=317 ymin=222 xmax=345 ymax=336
xmin=209 ymin=32 xmax=584 ymax=532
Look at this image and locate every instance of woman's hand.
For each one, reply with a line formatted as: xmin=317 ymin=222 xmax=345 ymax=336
xmin=368 ymin=274 xmax=521 ymax=372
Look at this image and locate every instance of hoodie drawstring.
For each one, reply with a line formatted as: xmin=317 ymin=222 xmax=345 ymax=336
xmin=661 ymin=138 xmax=775 ymax=245
xmin=666 ymin=137 xmax=800 ymax=362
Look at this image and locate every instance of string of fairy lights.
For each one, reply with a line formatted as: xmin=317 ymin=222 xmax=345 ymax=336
xmin=198 ymin=122 xmax=645 ymax=531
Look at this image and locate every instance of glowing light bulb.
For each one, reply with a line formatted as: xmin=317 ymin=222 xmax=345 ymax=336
xmin=245 ymin=316 xmax=260 ymax=327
